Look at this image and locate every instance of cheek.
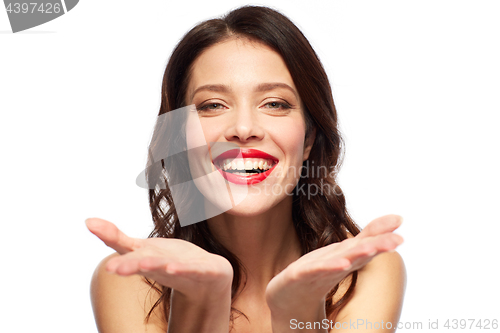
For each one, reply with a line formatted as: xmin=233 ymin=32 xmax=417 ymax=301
xmin=199 ymin=118 xmax=224 ymax=143
xmin=184 ymin=109 xmax=207 ymax=150
xmin=269 ymin=118 xmax=306 ymax=162
xmin=186 ymin=115 xmax=220 ymax=150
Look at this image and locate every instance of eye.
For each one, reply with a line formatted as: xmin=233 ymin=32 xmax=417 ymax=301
xmin=197 ymin=103 xmax=225 ymax=112
xmin=263 ymin=101 xmax=292 ymax=110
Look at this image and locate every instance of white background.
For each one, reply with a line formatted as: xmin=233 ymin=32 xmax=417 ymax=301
xmin=1 ymin=0 xmax=499 ymax=332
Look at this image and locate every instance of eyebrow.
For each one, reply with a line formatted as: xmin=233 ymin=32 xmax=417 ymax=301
xmin=190 ymin=82 xmax=298 ymax=101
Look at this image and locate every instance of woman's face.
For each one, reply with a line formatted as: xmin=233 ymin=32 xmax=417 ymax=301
xmin=185 ymin=37 xmax=314 ymax=217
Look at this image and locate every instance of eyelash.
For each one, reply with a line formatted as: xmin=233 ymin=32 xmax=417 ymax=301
xmin=196 ymin=101 xmax=292 ymax=112
xmin=196 ymin=103 xmax=225 ymax=112
xmin=264 ymin=101 xmax=292 ymax=110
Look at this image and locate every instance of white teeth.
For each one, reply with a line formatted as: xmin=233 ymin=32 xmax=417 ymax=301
xmin=218 ymin=158 xmax=275 ymax=171
xmin=245 ymin=160 xmax=253 ymax=170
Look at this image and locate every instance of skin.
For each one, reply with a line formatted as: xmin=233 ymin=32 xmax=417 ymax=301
xmin=87 ymin=38 xmax=406 ymax=333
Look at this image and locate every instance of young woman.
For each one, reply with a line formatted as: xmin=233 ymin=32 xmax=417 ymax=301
xmin=86 ymin=6 xmax=406 ymax=333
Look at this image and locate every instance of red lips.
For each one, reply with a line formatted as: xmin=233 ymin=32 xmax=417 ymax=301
xmin=212 ymin=148 xmax=278 ymax=185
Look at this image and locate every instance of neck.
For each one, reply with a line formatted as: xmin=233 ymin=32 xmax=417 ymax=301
xmin=206 ymin=196 xmax=302 ymax=297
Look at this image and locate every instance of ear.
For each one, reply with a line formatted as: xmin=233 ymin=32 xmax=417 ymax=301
xmin=303 ymin=127 xmax=317 ymax=161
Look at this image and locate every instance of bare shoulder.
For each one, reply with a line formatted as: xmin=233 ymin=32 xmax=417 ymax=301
xmin=344 ymin=230 xmax=406 ymax=302
xmin=90 ymin=252 xmax=168 ymax=333
xmin=356 ymin=250 xmax=406 ymax=301
xmin=332 ymin=250 xmax=407 ymax=329
xmin=361 ymin=250 xmax=406 ymax=280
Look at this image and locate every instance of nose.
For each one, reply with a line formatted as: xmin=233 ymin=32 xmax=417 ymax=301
xmin=224 ymin=105 xmax=265 ymax=143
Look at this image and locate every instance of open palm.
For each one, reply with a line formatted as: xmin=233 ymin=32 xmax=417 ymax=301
xmin=86 ymin=217 xmax=233 ymax=299
xmin=265 ymin=215 xmax=404 ymax=311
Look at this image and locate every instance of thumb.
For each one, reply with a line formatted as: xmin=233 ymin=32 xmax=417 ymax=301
xmin=85 ymin=217 xmax=141 ymax=254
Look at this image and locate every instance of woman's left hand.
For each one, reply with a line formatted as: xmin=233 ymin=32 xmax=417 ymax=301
xmin=265 ymin=214 xmax=404 ymax=316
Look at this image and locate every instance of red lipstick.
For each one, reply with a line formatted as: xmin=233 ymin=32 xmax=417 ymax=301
xmin=213 ymin=148 xmax=278 ymax=185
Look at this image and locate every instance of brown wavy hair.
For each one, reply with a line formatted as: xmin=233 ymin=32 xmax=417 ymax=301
xmin=143 ymin=5 xmax=361 ymax=328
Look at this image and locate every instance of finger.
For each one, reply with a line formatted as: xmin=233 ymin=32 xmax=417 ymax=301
xmin=160 ymin=261 xmax=226 ymax=282
xmin=115 ymin=257 xmax=141 ymax=276
xmin=313 ymin=257 xmax=352 ymax=273
xmin=85 ymin=217 xmax=141 ymax=254
xmin=357 ymin=214 xmax=403 ymax=238
xmin=344 ymin=233 xmax=404 ymax=264
xmin=342 ymin=243 xmax=377 ymax=262
xmin=138 ymin=256 xmax=174 ymax=273
xmin=161 ymin=261 xmax=200 ymax=276
xmin=138 ymin=257 xmax=185 ymax=288
xmin=107 ymin=254 xmax=169 ymax=274
xmin=370 ymin=233 xmax=404 ymax=252
xmin=104 ymin=251 xmax=136 ymax=273
xmin=105 ymin=255 xmax=122 ymax=273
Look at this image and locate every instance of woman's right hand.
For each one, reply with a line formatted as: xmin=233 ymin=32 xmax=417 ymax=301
xmin=85 ymin=217 xmax=233 ymax=301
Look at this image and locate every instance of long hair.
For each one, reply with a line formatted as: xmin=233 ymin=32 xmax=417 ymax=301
xmin=143 ymin=5 xmax=361 ymax=327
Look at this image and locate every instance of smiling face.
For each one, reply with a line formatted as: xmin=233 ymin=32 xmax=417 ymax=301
xmin=185 ymin=37 xmax=314 ymax=216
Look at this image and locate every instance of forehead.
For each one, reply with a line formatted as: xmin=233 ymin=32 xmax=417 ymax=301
xmin=186 ymin=38 xmax=296 ymax=100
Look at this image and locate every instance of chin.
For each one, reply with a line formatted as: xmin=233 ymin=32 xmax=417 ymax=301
xmin=225 ymin=198 xmax=277 ymax=217
xmin=227 ymin=192 xmax=292 ymax=217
